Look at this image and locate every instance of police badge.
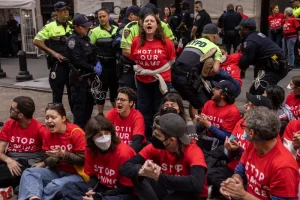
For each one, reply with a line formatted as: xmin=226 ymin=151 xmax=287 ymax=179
xmin=68 ymin=39 xmax=76 ymax=49
xmin=196 ymin=15 xmax=201 ymax=20
xmin=123 ymin=29 xmax=130 ymax=38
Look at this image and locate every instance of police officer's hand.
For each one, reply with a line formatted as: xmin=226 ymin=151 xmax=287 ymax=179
xmin=94 ymin=62 xmax=103 ymax=76
xmin=53 ymin=52 xmax=65 ymax=62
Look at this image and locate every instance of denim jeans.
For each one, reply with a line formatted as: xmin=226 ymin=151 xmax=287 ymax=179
xmin=284 ymin=37 xmax=297 ymax=67
xmin=18 ymin=168 xmax=83 ymax=200
xmin=59 ymin=181 xmax=138 ymax=200
xmin=136 ymin=80 xmax=171 ymax=139
xmin=270 ymin=32 xmax=283 ymax=48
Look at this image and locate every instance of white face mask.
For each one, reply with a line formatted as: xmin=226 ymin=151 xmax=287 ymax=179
xmin=287 ymin=84 xmax=292 ymax=90
xmin=94 ymin=135 xmax=111 ymax=151
xmin=221 ymin=55 xmax=227 ymax=63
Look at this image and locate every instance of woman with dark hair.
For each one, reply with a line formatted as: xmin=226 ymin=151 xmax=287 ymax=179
xmin=164 ymin=6 xmax=170 ymax=23
xmin=18 ymin=103 xmax=87 ymax=200
xmin=131 ymin=13 xmax=176 ymax=140
xmin=286 ymin=75 xmax=300 ymax=120
xmin=120 ymin=113 xmax=208 ymax=200
xmin=235 ymin=5 xmax=248 ymax=19
xmin=58 ymin=115 xmax=137 ymax=200
xmin=268 ymin=4 xmax=284 ymax=48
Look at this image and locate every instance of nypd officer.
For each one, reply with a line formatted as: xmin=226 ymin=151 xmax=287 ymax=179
xmin=172 ymin=24 xmax=222 ymax=118
xmin=89 ymin=8 xmax=118 ymax=115
xmin=66 ymin=13 xmax=102 ymax=129
xmin=191 ymin=1 xmax=212 ymax=39
xmin=236 ymin=18 xmax=289 ymax=95
xmin=120 ymin=5 xmax=174 ymax=90
xmin=33 ymin=1 xmax=73 ymax=109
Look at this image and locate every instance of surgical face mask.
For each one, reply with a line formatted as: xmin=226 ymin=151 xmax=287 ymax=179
xmin=94 ymin=135 xmax=111 ymax=151
xmin=242 ymin=131 xmax=265 ymax=142
xmin=221 ymin=55 xmax=227 ymax=63
xmin=151 ymin=136 xmax=170 ymax=150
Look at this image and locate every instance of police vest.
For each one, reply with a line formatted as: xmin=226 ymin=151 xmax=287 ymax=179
xmin=89 ymin=25 xmax=118 ymax=58
xmin=35 ymin=21 xmax=73 ymax=56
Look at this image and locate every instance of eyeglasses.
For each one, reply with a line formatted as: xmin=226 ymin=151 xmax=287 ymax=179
xmin=115 ymin=98 xmax=129 ymax=102
xmin=48 ymin=103 xmax=63 ymax=107
xmin=10 ymin=106 xmax=20 ymax=114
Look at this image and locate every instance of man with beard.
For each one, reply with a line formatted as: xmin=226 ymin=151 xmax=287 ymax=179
xmin=196 ymin=80 xmax=240 ymax=151
xmin=106 ymin=87 xmax=146 ymax=153
xmin=0 ymin=96 xmax=46 ymax=192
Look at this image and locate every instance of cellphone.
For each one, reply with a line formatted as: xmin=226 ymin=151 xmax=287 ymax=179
xmin=230 ymin=138 xmax=237 ymax=143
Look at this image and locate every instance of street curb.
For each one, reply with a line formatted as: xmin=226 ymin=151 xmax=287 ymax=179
xmin=0 ymin=84 xmax=53 ymax=93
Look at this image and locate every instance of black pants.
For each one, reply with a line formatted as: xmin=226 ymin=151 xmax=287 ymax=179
xmin=207 ymin=166 xmax=233 ymax=197
xmin=96 ymin=59 xmax=118 ymax=105
xmin=71 ymin=79 xmax=94 ymax=129
xmin=118 ymin=67 xmax=136 ymax=91
xmin=0 ymin=159 xmax=31 ymax=188
xmin=49 ymin=62 xmax=73 ymax=110
xmin=222 ymin=35 xmax=240 ymax=54
xmin=132 ymin=176 xmax=205 ymax=200
xmin=249 ymin=67 xmax=288 ymax=95
xmin=8 ymin=34 xmax=18 ymax=57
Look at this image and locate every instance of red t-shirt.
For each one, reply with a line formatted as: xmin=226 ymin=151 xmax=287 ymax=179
xmin=130 ymin=36 xmax=176 ymax=83
xmin=139 ymin=144 xmax=208 ymax=197
xmin=0 ymin=119 xmax=44 ymax=152
xmin=241 ymin=13 xmax=248 ymax=19
xmin=220 ymin=53 xmax=243 ymax=87
xmin=106 ymin=108 xmax=145 ymax=145
xmin=42 ymin=123 xmax=86 ymax=174
xmin=286 ymin=94 xmax=300 ymax=120
xmin=283 ymin=17 xmax=300 ymax=38
xmin=201 ymin=100 xmax=240 ymax=136
xmin=240 ymin=140 xmax=298 ymax=199
xmin=84 ymin=142 xmax=135 ymax=188
xmin=268 ymin=13 xmax=284 ymax=29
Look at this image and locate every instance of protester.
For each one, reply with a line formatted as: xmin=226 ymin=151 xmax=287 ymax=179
xmin=219 ymin=44 xmax=243 ymax=87
xmin=283 ymin=7 xmax=300 ymax=68
xmin=0 ymin=96 xmax=45 ymax=193
xmin=131 ymin=13 xmax=176 ymax=139
xmin=286 ymin=75 xmax=300 ymax=120
xmin=18 ymin=103 xmax=86 ymax=200
xmin=89 ymin=9 xmax=118 ymax=115
xmin=164 ymin=7 xmax=170 ymax=23
xmin=235 ymin=5 xmax=248 ymax=19
xmin=119 ymin=113 xmax=208 ymax=199
xmin=59 ymin=115 xmax=137 ymax=200
xmin=220 ymin=107 xmax=298 ymax=200
xmin=268 ymin=4 xmax=284 ymax=48
xmin=196 ymin=80 xmax=240 ymax=151
xmin=263 ymin=85 xmax=295 ymax=136
xmin=106 ymin=87 xmax=145 ymax=153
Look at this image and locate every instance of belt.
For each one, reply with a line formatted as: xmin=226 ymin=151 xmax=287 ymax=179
xmin=172 ymin=67 xmax=190 ymax=78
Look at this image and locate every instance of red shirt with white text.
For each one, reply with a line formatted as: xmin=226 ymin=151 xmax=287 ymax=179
xmin=286 ymin=94 xmax=300 ymax=120
xmin=130 ymin=36 xmax=176 ymax=83
xmin=268 ymin=13 xmax=284 ymax=30
xmin=106 ymin=108 xmax=145 ymax=145
xmin=42 ymin=123 xmax=86 ymax=174
xmin=201 ymin=100 xmax=240 ymax=136
xmin=240 ymin=140 xmax=298 ymax=199
xmin=283 ymin=17 xmax=300 ymax=38
xmin=0 ymin=119 xmax=44 ymax=152
xmin=220 ymin=53 xmax=243 ymax=87
xmin=139 ymin=144 xmax=208 ymax=197
xmin=84 ymin=142 xmax=135 ymax=188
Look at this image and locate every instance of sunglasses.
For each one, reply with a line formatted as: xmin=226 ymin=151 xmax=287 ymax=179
xmin=10 ymin=106 xmax=20 ymax=114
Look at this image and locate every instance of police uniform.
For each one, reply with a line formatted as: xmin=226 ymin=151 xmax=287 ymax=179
xmin=168 ymin=12 xmax=180 ymax=36
xmin=34 ymin=1 xmax=73 ymax=109
xmin=66 ymin=14 xmax=97 ymax=129
xmin=119 ymin=20 xmax=174 ymax=90
xmin=7 ymin=18 xmax=20 ymax=57
xmin=193 ymin=10 xmax=212 ymax=38
xmin=89 ymin=24 xmax=118 ymax=106
xmin=237 ymin=19 xmax=288 ymax=95
xmin=217 ymin=9 xmax=242 ymax=53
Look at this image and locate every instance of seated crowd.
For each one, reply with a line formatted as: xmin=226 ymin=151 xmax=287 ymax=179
xmin=0 ymin=76 xmax=300 ymax=200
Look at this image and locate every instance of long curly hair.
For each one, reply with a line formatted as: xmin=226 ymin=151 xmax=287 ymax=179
xmin=139 ymin=14 xmax=166 ymax=46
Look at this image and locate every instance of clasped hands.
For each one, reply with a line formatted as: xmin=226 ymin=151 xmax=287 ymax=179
xmin=220 ymin=176 xmax=247 ymax=200
xmin=195 ymin=114 xmax=211 ymax=129
xmin=138 ymin=160 xmax=161 ymax=181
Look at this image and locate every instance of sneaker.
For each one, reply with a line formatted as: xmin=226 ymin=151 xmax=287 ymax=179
xmin=0 ymin=186 xmax=13 ymax=199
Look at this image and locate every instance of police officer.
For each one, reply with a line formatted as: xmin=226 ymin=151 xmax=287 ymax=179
xmin=172 ymin=24 xmax=222 ymax=117
xmin=217 ymin=4 xmax=242 ymax=53
xmin=236 ymin=18 xmax=289 ymax=95
xmin=290 ymin=0 xmax=300 ymax=17
xmin=33 ymin=1 xmax=73 ymax=109
xmin=191 ymin=1 xmax=211 ymax=39
xmin=168 ymin=4 xmax=180 ymax=36
xmin=119 ymin=6 xmax=174 ymax=90
xmin=7 ymin=14 xmax=20 ymax=57
xmin=113 ymin=5 xmax=140 ymax=80
xmin=176 ymin=0 xmax=194 ymax=47
xmin=66 ymin=13 xmax=102 ymax=129
xmin=89 ymin=8 xmax=118 ymax=115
